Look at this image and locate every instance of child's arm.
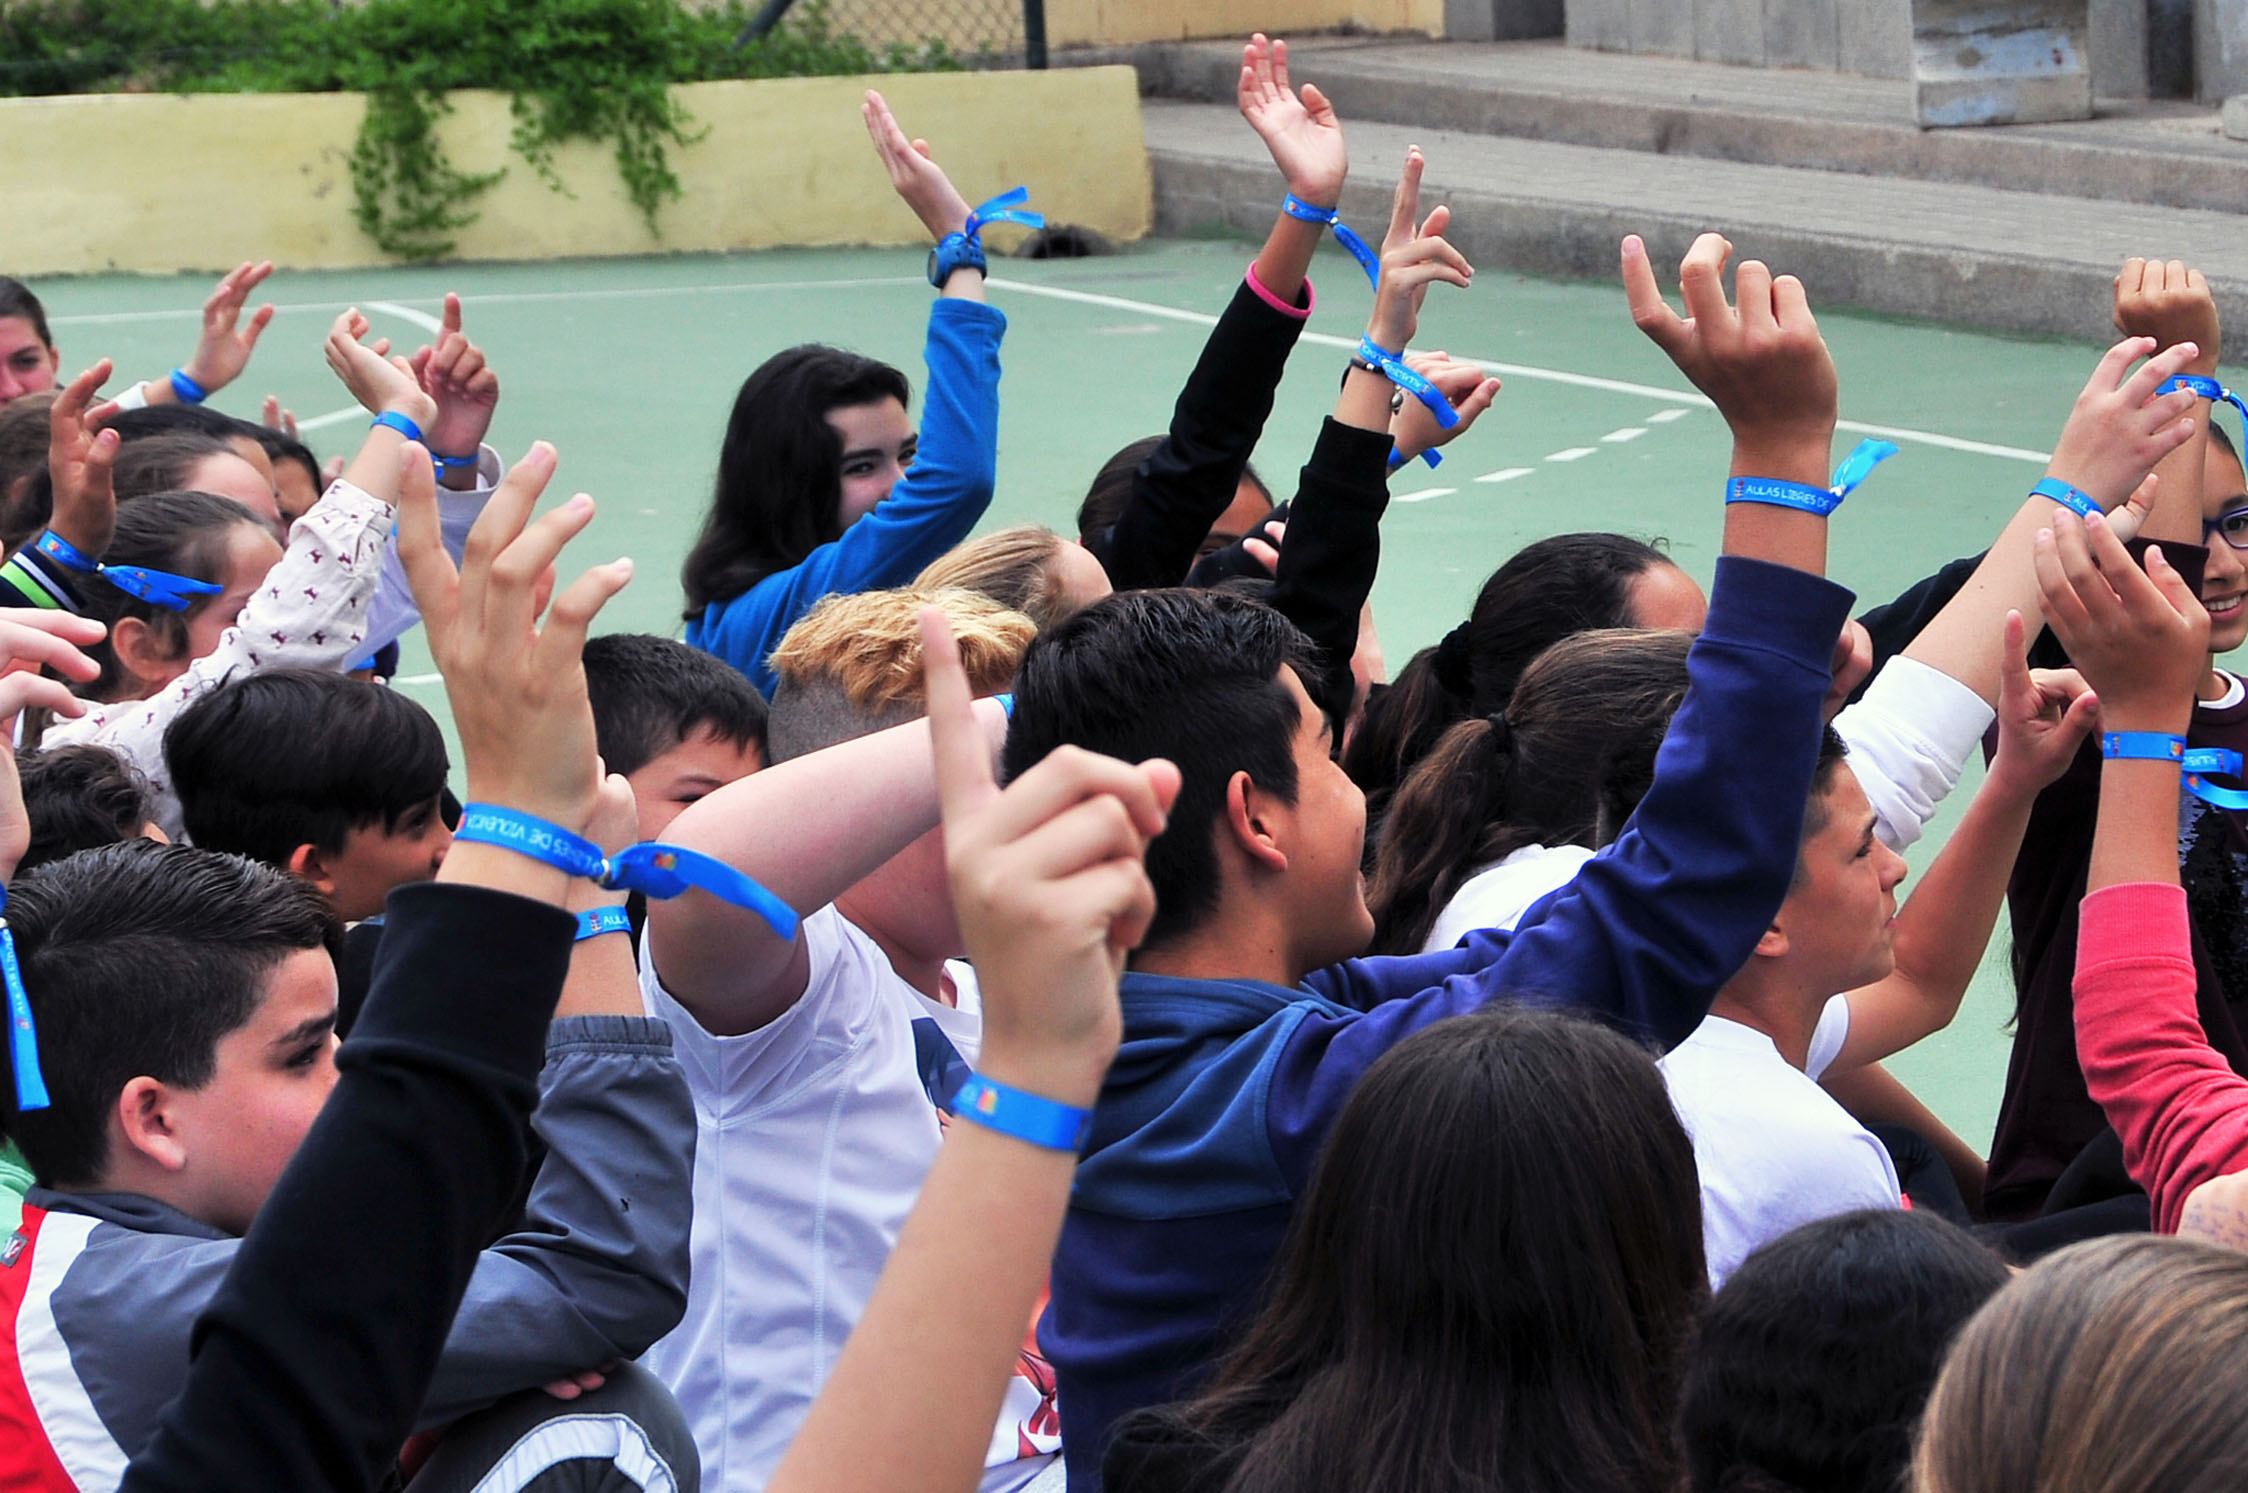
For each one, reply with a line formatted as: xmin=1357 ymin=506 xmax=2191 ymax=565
xmin=1094 ymin=34 xmax=1341 ymax=592
xmin=645 ymin=699 xmax=1009 ymax=1037
xmin=1829 ymin=612 xmax=2097 ymax=1072
xmin=2042 ymin=502 xmax=2247 ymax=1232
xmin=766 ymin=611 xmax=1175 ymax=1493
xmin=1267 ymin=152 xmax=1498 ymax=727
xmin=694 ymin=94 xmax=1005 ymax=694
xmin=1820 ymin=1061 xmax=1988 ymax=1215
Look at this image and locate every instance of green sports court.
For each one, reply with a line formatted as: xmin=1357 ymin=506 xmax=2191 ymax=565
xmin=32 ymin=234 xmax=2176 ymax=1146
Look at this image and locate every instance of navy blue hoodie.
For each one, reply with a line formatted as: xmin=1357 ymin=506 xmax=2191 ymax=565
xmin=1041 ymin=555 xmax=1856 ymax=1487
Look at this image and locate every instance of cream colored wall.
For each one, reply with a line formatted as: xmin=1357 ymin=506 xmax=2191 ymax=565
xmin=1045 ymin=0 xmax=1443 ymax=44
xmin=2 ymin=67 xmax=1150 ymax=276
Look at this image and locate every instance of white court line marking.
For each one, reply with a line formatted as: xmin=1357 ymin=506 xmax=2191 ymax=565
xmin=49 ymin=271 xmax=2054 ymax=465
xmin=1602 ymin=426 xmax=1646 ymax=443
xmin=1546 ymin=447 xmax=1597 ymax=462
xmin=294 ymin=407 xmax=368 ymax=433
xmin=1476 ymin=467 xmax=1534 ymax=483
xmin=366 ymin=300 xmax=443 ymax=334
xmin=42 ymin=277 xmax=924 ymax=327
xmin=1393 ymin=487 xmax=1458 ymax=503
xmin=393 ymin=673 xmax=443 ymax=686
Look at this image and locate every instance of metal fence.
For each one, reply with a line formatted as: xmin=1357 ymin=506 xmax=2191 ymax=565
xmin=746 ymin=0 xmax=1048 ymax=67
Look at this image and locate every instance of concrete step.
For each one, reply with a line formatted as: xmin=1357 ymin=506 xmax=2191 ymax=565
xmin=1143 ymin=98 xmax=2248 ymax=342
xmin=1091 ymin=36 xmax=2248 ymax=218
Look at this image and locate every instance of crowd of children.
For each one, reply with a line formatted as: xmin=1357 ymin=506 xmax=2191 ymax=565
xmin=4 ymin=31 xmax=2248 ymax=1493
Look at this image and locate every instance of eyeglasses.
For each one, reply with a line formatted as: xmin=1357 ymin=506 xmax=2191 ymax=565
xmin=2207 ymin=506 xmax=2248 ymax=551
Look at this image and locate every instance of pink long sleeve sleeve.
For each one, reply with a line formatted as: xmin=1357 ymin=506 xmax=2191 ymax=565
xmin=2075 ymin=882 xmax=2248 ymax=1232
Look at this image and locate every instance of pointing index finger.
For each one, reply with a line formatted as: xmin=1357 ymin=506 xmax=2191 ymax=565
xmin=920 ymin=606 xmax=997 ymax=825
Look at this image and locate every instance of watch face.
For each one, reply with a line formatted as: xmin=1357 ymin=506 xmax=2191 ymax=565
xmin=927 ymin=247 xmax=942 ymax=287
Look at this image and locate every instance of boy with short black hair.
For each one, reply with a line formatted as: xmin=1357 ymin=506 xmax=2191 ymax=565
xmin=17 ymin=744 xmax=157 ymax=873
xmin=164 ymin=668 xmax=452 ymax=923
xmin=582 ymin=632 xmax=767 ymax=840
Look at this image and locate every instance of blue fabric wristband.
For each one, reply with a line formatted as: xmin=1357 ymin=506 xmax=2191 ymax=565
xmin=454 ymin=803 xmax=800 ymax=941
xmin=431 ymin=450 xmax=479 ymax=472
xmin=2161 ymin=374 xmax=2248 ymax=427
xmin=2102 ymin=731 xmax=2185 ymax=763
xmin=1726 ymin=438 xmax=1898 ymax=517
xmin=36 ymin=530 xmax=223 ymax=612
xmin=2031 ymin=478 xmax=2100 ymax=520
xmin=1358 ymin=336 xmax=1461 ymax=436
xmin=370 ymin=410 xmax=425 ymax=445
xmin=0 ymin=887 xmax=48 ymax=1112
xmin=575 ymin=905 xmax=633 ymax=941
xmin=167 ymin=368 xmax=209 ymax=405
xmin=951 ymin=1074 xmax=1094 ymax=1152
xmin=1281 ymin=194 xmax=1380 ymax=287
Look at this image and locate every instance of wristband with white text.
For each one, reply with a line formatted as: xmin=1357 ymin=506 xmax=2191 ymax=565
xmin=1726 ymin=438 xmax=1898 ymax=517
xmin=1280 ymin=194 xmax=1379 ymax=287
xmin=575 ymin=905 xmax=633 ymax=941
xmin=2031 ymin=478 xmax=2100 ymax=520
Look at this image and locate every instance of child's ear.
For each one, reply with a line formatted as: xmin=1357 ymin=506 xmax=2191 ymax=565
xmin=287 ymin=843 xmax=337 ymax=896
xmin=116 ymin=1076 xmax=189 ymax=1174
xmin=109 ymin=615 xmax=178 ymax=684
xmin=1754 ymin=920 xmax=1789 ymax=960
xmin=1224 ymin=770 xmax=1288 ymax=874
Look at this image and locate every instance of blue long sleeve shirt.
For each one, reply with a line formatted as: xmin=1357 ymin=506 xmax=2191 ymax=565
xmin=687 ymin=298 xmax=1007 ymax=696
xmin=1043 ymin=555 xmax=1856 ymax=1489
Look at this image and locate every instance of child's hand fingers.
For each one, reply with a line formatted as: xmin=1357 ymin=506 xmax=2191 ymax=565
xmin=1621 ymin=235 xmax=1691 ymax=358
xmin=1675 ymin=232 xmax=1736 ymax=337
xmin=920 ymin=606 xmax=999 ymax=827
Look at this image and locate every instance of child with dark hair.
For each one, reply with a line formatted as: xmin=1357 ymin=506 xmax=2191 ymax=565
xmin=0 ymin=276 xmax=59 ymax=408
xmin=0 ymin=443 xmax=699 ymax=1493
xmin=16 ymin=744 xmax=156 ymax=873
xmin=165 ymin=669 xmax=452 ymax=914
xmin=999 ymin=232 xmax=1859 ymax=1483
xmin=684 ymin=94 xmax=1007 ymax=698
xmin=582 ymin=633 xmax=767 ymax=841
xmin=1682 ymin=1209 xmax=2008 ymax=1493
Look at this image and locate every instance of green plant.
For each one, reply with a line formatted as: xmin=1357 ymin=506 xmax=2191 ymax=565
xmin=0 ymin=0 xmax=968 ymax=259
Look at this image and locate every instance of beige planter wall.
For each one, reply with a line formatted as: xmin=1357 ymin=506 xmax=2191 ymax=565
xmin=1 ymin=66 xmax=1151 ymax=276
xmin=1046 ymin=0 xmax=1444 ymax=44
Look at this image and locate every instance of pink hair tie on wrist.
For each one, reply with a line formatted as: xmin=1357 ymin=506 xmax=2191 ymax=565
xmin=1246 ymin=262 xmax=1314 ymax=321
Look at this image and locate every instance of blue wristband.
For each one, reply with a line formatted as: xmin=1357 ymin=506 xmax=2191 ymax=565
xmin=2161 ymin=374 xmax=2248 ymax=427
xmin=35 ymin=530 xmax=223 ymax=612
xmin=2102 ymin=731 xmax=2185 ymax=764
xmin=951 ymin=1074 xmax=1093 ymax=1152
xmin=0 ymin=888 xmax=48 ymax=1112
xmin=454 ymin=804 xmax=800 ymax=941
xmin=2031 ymin=478 xmax=2100 ymax=520
xmin=1281 ymin=194 xmax=1380 ymax=287
xmin=371 ymin=411 xmax=425 ymax=445
xmin=1726 ymin=438 xmax=1899 ymax=517
xmin=431 ymin=451 xmax=479 ymax=472
xmin=575 ymin=905 xmax=633 ymax=941
xmin=167 ymin=368 xmax=209 ymax=405
xmin=993 ymin=692 xmax=1015 ymax=719
xmin=1358 ymin=336 xmax=1461 ymax=436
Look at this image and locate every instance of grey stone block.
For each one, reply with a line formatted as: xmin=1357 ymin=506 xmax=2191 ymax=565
xmin=2089 ymin=0 xmax=2148 ymax=96
xmin=2225 ymin=92 xmax=2248 ymax=138
xmin=1566 ymin=0 xmax=1632 ymax=50
xmin=1695 ymin=0 xmax=1766 ymax=65
xmin=1448 ymin=0 xmax=1498 ymax=41
xmin=2200 ymin=0 xmax=2248 ymax=101
xmin=1628 ymin=0 xmax=1697 ymax=57
xmin=1492 ymin=0 xmax=1566 ymax=40
xmin=1766 ymin=0 xmax=1842 ymax=69
xmin=1840 ymin=0 xmax=1914 ymax=78
xmin=1911 ymin=0 xmax=2093 ymax=125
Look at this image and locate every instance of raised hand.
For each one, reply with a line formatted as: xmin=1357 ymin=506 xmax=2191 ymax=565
xmin=2043 ymin=337 xmax=2201 ymax=512
xmin=1822 ymin=619 xmax=1874 ymax=722
xmin=410 ymin=293 xmax=500 ymax=471
xmin=1391 ymin=350 xmax=1501 ymax=461
xmin=921 ymin=606 xmax=1178 ymax=1099
xmin=397 ymin=440 xmax=631 ymax=838
xmin=46 ymin=360 xmax=121 ymax=557
xmin=2116 ymin=257 xmax=2220 ymax=372
xmin=1986 ymin=609 xmax=2100 ymax=797
xmin=2033 ymin=507 xmax=2207 ymax=734
xmin=325 ymin=309 xmax=437 ymax=429
xmin=862 ymin=89 xmax=974 ymax=242
xmin=260 ymin=394 xmax=300 ymax=442
xmin=1622 ymin=231 xmax=1837 ymax=479
xmin=1238 ymin=33 xmax=1346 ymax=207
xmin=180 ymin=260 xmax=277 ymax=396
xmin=1366 ymin=147 xmax=1473 ymax=355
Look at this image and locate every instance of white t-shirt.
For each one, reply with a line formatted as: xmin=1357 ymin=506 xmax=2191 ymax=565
xmin=1659 ymin=997 xmax=1902 ymax=1289
xmin=1419 ymin=842 xmax=1597 ymax=952
xmin=641 ymin=906 xmax=1057 ymax=1490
